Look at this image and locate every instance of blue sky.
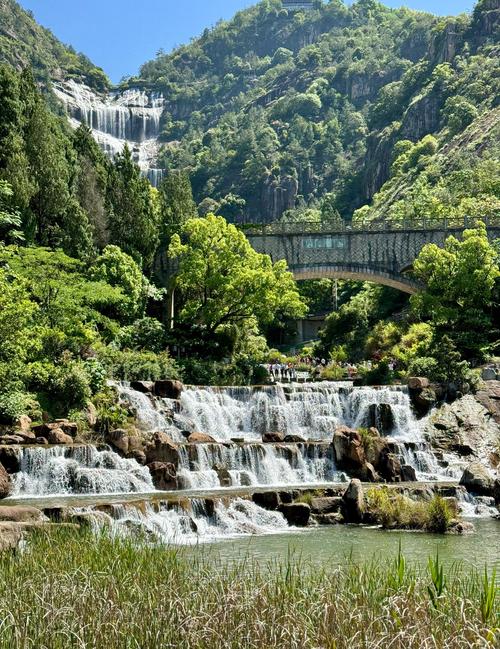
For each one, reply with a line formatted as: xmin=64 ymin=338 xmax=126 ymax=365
xmin=18 ymin=0 xmax=475 ymax=83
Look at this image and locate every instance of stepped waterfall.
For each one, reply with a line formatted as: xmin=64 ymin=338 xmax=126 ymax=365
xmin=8 ymin=382 xmax=484 ymax=544
xmin=53 ymin=80 xmax=165 ymax=185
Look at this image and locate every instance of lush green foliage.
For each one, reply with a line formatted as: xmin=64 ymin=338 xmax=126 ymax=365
xmin=169 ymin=214 xmax=306 ymax=357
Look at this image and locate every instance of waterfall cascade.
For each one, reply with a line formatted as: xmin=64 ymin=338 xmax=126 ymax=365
xmin=7 ymin=382 xmax=491 ymax=543
xmin=53 ymin=80 xmax=165 ymax=185
xmin=12 ymin=446 xmax=154 ymax=496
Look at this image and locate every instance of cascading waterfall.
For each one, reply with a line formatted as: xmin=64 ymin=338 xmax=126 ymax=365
xmin=13 ymin=446 xmax=154 ymax=496
xmin=53 ymin=80 xmax=165 ymax=186
xmin=97 ymin=498 xmax=290 ymax=545
xmin=176 ymin=442 xmax=342 ymax=489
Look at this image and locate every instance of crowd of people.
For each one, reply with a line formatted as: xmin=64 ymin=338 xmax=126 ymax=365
xmin=268 ymin=355 xmax=398 ymax=383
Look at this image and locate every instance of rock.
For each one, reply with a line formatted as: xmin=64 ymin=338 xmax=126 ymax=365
xmin=474 ymin=380 xmax=500 ymax=426
xmin=449 ymin=520 xmax=475 ymax=535
xmin=262 ymin=432 xmax=285 ymax=443
xmin=333 ymin=427 xmax=365 ymax=472
xmin=145 ymin=432 xmax=180 ymax=468
xmin=126 ymin=437 xmax=146 ymax=464
xmin=65 ymin=511 xmax=112 ymax=528
xmin=0 ymin=447 xmax=20 ymax=473
xmin=279 ymin=503 xmax=310 ymax=526
xmin=494 ymin=479 xmax=500 ymax=506
xmin=214 ymin=464 xmax=232 ymax=487
xmin=367 ymin=403 xmax=395 ymax=434
xmin=0 ymin=435 xmax=25 ymax=445
xmin=341 ymin=479 xmax=365 ymax=523
xmin=459 ymin=462 xmax=494 ymax=496
xmin=364 ymin=462 xmax=380 ymax=482
xmin=310 ymin=496 xmax=342 ymax=515
xmin=106 ymin=429 xmax=129 ymax=454
xmin=379 ymin=452 xmax=402 ymax=483
xmin=0 ymin=506 xmax=46 ymax=523
xmin=410 ymin=386 xmax=437 ymax=416
xmin=35 ymin=437 xmax=48 ymax=445
xmin=253 ymin=491 xmax=280 ymax=510
xmin=231 ymin=438 xmax=245 ymax=444
xmin=279 ymin=491 xmax=293 ymax=504
xmin=0 ymin=465 xmax=10 ymax=499
xmin=481 ymin=368 xmax=497 ymax=381
xmin=315 ymin=512 xmax=343 ymax=525
xmin=47 ymin=428 xmax=74 ymax=445
xmin=15 ymin=415 xmax=32 ymax=434
xmin=147 ymin=462 xmax=177 ymax=490
xmin=408 ymin=377 xmax=430 ymax=390
xmin=130 ymin=381 xmax=154 ymax=394
xmin=441 ymin=497 xmax=459 ymax=516
xmin=283 ymin=435 xmax=306 ymax=443
xmin=83 ymin=402 xmax=98 ymax=428
xmin=153 ymin=380 xmax=184 ymax=400
xmin=401 ymin=465 xmax=417 ymax=482
xmin=14 ymin=432 xmax=36 ymax=443
xmin=54 ymin=420 xmax=79 ymax=438
xmin=187 ymin=432 xmax=217 ymax=444
xmin=0 ymin=522 xmax=23 ymax=552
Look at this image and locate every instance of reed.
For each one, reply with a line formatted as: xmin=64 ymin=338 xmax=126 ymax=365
xmin=0 ymin=528 xmax=497 ymax=649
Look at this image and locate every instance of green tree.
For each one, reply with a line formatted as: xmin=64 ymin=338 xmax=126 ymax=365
xmin=108 ymin=145 xmax=159 ymax=268
xmin=0 ymin=180 xmax=23 ymax=243
xmin=158 ymin=170 xmax=197 ymax=245
xmin=169 ymin=214 xmax=306 ymax=337
xmin=411 ymin=222 xmax=499 ymax=359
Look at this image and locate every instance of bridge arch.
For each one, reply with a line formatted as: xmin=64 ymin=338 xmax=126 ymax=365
xmin=291 ymin=264 xmax=420 ymax=294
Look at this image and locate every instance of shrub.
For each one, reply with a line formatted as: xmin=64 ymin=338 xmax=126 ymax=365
xmin=117 ymin=317 xmax=166 ymax=353
xmin=0 ymin=391 xmax=36 ymax=424
xmin=427 ymin=496 xmax=452 ymax=533
xmin=98 ymin=347 xmax=181 ymax=382
xmin=320 ymin=364 xmax=345 ymax=381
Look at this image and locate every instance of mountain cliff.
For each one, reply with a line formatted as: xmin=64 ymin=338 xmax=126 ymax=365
xmin=129 ymin=0 xmax=499 ymax=222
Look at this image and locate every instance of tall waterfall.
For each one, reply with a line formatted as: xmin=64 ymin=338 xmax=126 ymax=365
xmin=53 ymin=80 xmax=165 ymax=185
xmin=12 ymin=446 xmax=154 ymax=496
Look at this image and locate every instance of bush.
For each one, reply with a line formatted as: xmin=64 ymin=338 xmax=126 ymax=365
xmin=93 ymin=387 xmax=129 ymax=435
xmin=98 ymin=347 xmax=180 ymax=382
xmin=320 ymin=364 xmax=345 ymax=381
xmin=0 ymin=391 xmax=36 ymax=424
xmin=427 ymin=496 xmax=452 ymax=533
xmin=117 ymin=317 xmax=166 ymax=353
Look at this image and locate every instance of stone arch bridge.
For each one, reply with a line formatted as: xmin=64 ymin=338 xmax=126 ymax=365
xmin=246 ymin=216 xmax=500 ymax=294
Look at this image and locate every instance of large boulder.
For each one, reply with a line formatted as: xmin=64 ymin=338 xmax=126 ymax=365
xmin=253 ymin=491 xmax=280 ymax=510
xmin=54 ymin=420 xmax=79 ymax=438
xmin=33 ymin=421 xmax=78 ymax=439
xmin=367 ymin=403 xmax=395 ymax=434
xmin=410 ymin=386 xmax=438 ymax=416
xmin=379 ymin=451 xmax=402 ymax=483
xmin=15 ymin=416 xmax=32 ymax=434
xmin=0 ymin=447 xmax=20 ymax=474
xmin=0 ymin=465 xmax=10 ymax=499
xmin=262 ymin=432 xmax=285 ymax=443
xmin=106 ymin=429 xmax=130 ymax=454
xmin=284 ymin=435 xmax=306 ymax=443
xmin=279 ymin=503 xmax=310 ymax=527
xmin=153 ymin=380 xmax=184 ymax=400
xmin=147 ymin=462 xmax=177 ymax=490
xmin=145 ymin=432 xmax=181 ymax=468
xmin=401 ymin=465 xmax=417 ymax=482
xmin=310 ymin=496 xmax=342 ymax=515
xmin=493 ymin=479 xmax=500 ymax=506
xmin=130 ymin=381 xmax=154 ymax=394
xmin=47 ymin=428 xmax=74 ymax=445
xmin=341 ymin=479 xmax=365 ymax=523
xmin=408 ymin=377 xmax=430 ymax=390
xmin=333 ymin=427 xmax=365 ymax=471
xmin=0 ymin=506 xmax=46 ymax=523
xmin=187 ymin=432 xmax=217 ymax=444
xmin=459 ymin=462 xmax=494 ymax=496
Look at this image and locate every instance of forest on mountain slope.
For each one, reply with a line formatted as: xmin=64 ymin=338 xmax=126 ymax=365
xmin=126 ymin=0 xmax=499 ymax=223
xmin=0 ymin=0 xmax=109 ymax=91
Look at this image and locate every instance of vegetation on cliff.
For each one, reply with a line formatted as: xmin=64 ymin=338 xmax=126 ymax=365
xmin=0 ymin=0 xmax=109 ymax=90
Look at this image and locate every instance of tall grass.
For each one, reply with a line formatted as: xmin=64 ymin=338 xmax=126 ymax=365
xmin=0 ymin=528 xmax=497 ymax=648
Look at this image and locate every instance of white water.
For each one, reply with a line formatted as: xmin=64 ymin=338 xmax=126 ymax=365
xmin=100 ymin=498 xmax=290 ymax=545
xmin=12 ymin=446 xmax=154 ymax=496
xmin=179 ymin=384 xmax=420 ymax=442
xmin=176 ymin=443 xmax=342 ymax=489
xmin=55 ymin=80 xmax=165 ymax=185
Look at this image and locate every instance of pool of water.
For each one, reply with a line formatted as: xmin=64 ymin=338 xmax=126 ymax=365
xmin=188 ymin=518 xmax=500 ymax=571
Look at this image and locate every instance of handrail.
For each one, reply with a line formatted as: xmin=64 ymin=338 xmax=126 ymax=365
xmin=244 ymin=215 xmax=500 ymax=236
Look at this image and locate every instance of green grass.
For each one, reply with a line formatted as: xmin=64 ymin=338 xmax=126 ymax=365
xmin=0 ymin=528 xmax=497 ymax=648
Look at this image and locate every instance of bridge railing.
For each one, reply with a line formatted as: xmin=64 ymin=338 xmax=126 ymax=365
xmin=245 ymin=215 xmax=500 ymax=236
